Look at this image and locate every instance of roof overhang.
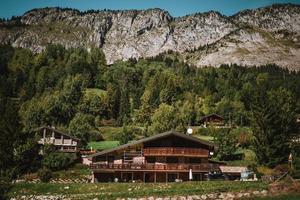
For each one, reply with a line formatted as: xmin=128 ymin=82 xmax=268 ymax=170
xmin=35 ymin=126 xmax=81 ymax=141
xmin=88 ymin=130 xmax=217 ymax=158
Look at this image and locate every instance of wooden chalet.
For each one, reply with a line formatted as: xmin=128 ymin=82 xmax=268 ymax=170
xmin=88 ymin=130 xmax=220 ymax=182
xmin=36 ymin=126 xmax=80 ymax=153
xmin=199 ymin=114 xmax=224 ymax=127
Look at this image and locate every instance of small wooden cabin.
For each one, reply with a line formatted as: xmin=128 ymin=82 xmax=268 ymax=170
xmin=219 ymin=166 xmax=250 ymax=180
xmin=88 ymin=130 xmax=220 ymax=182
xmin=199 ymin=114 xmax=224 ymax=127
xmin=36 ymin=126 xmax=80 ymax=153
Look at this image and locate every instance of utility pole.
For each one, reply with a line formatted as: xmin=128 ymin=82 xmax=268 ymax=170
xmin=229 ymin=113 xmax=232 ymax=128
xmin=240 ymin=115 xmax=243 ymax=127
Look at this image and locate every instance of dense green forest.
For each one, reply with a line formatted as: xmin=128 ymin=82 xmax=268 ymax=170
xmin=1 ymin=44 xmax=300 ymax=184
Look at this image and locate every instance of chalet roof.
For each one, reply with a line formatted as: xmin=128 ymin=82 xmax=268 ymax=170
xmin=220 ymin=166 xmax=248 ymax=174
xmin=88 ymin=130 xmax=217 ymax=158
xmin=199 ymin=113 xmax=224 ymax=122
xmin=35 ymin=126 xmax=81 ymax=141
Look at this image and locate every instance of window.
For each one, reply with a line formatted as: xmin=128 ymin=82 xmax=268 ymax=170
xmin=146 ymin=157 xmax=155 ymax=163
xmin=190 ymin=157 xmax=201 ymax=164
xmin=108 ymin=156 xmax=114 ymax=163
xmin=166 ymin=157 xmax=178 ymax=163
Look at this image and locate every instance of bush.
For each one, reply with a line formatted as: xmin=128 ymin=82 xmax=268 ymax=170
xmin=214 ymin=129 xmax=238 ymax=160
xmin=0 ymin=183 xmax=11 ymax=200
xmin=291 ymin=170 xmax=300 ymax=179
xmin=274 ymin=164 xmax=290 ymax=173
xmin=37 ymin=168 xmax=52 ymax=182
xmin=0 ymin=176 xmax=11 ymax=200
xmin=118 ymin=126 xmax=134 ymax=145
xmin=88 ymin=131 xmax=104 ymax=142
xmin=23 ymin=173 xmax=38 ymax=182
xmin=238 ymin=132 xmax=253 ymax=148
xmin=42 ymin=153 xmax=77 ymax=171
xmin=256 ymin=166 xmax=274 ymax=176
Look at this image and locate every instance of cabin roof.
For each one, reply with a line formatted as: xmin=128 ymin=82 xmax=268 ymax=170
xmin=220 ymin=166 xmax=248 ymax=173
xmin=199 ymin=113 xmax=224 ymax=122
xmin=88 ymin=130 xmax=217 ymax=158
xmin=35 ymin=126 xmax=81 ymax=141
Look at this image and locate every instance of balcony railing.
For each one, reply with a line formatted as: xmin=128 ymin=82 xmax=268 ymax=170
xmin=90 ymin=163 xmax=220 ymax=172
xmin=143 ymin=147 xmax=209 ymax=157
xmin=58 ymin=148 xmax=78 ymax=152
xmin=38 ymin=138 xmax=54 ymax=144
xmin=38 ymin=138 xmax=76 ymax=146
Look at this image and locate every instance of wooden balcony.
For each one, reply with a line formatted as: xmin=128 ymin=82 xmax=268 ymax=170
xmin=38 ymin=138 xmax=77 ymax=146
xmin=90 ymin=163 xmax=220 ymax=172
xmin=143 ymin=147 xmax=209 ymax=157
xmin=58 ymin=148 xmax=78 ymax=153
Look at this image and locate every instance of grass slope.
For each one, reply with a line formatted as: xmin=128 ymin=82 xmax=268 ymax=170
xmin=98 ymin=126 xmax=123 ymax=140
xmin=87 ymin=141 xmax=119 ymax=151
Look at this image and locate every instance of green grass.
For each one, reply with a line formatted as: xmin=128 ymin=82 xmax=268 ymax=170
xmin=196 ymin=135 xmax=215 ymax=142
xmin=87 ymin=141 xmax=119 ymax=151
xmin=98 ymin=126 xmax=123 ymax=140
xmin=85 ymin=88 xmax=107 ymax=97
xmin=9 ymin=181 xmax=267 ymax=200
xmin=21 ymin=164 xmax=92 ymax=181
xmin=52 ymin=164 xmax=92 ymax=179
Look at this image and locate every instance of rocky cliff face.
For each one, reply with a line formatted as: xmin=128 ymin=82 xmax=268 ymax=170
xmin=0 ymin=4 xmax=299 ymax=70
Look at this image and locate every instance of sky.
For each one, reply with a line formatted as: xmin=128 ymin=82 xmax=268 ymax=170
xmin=1 ymin=0 xmax=300 ymax=19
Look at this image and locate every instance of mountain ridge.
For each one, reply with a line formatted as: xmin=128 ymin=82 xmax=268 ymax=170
xmin=0 ymin=3 xmax=299 ymax=70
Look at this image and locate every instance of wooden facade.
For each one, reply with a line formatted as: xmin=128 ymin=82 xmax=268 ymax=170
xmin=199 ymin=114 xmax=224 ymax=127
xmin=88 ymin=131 xmax=220 ymax=182
xmin=36 ymin=126 xmax=80 ymax=153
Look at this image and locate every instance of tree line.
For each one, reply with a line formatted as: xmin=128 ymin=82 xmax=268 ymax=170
xmin=0 ymin=44 xmax=299 ymax=186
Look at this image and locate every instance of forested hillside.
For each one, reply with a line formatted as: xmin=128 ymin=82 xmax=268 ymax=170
xmin=1 ymin=44 xmax=300 ymax=181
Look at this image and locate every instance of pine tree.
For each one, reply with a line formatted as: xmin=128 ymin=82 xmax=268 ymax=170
xmin=118 ymin=87 xmax=131 ymax=125
xmin=250 ymin=87 xmax=297 ymax=167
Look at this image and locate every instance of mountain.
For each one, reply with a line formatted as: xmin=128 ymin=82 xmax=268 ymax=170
xmin=0 ymin=4 xmax=299 ymax=70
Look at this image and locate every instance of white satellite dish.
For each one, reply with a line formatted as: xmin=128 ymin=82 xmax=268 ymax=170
xmin=187 ymin=128 xmax=193 ymax=135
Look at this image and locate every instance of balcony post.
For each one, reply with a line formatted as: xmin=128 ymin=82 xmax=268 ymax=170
xmin=91 ymin=171 xmax=95 ymax=183
xmin=154 ymin=172 xmax=156 ymax=183
xmin=43 ymin=128 xmax=46 ymax=144
xmin=166 ymin=172 xmax=168 ymax=183
xmin=61 ymin=134 xmax=63 ymax=145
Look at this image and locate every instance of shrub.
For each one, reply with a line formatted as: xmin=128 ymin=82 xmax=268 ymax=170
xmin=118 ymin=126 xmax=134 ymax=145
xmin=43 ymin=144 xmax=56 ymax=154
xmin=0 ymin=176 xmax=11 ymax=200
xmin=37 ymin=168 xmax=52 ymax=182
xmin=88 ymin=131 xmax=104 ymax=142
xmin=256 ymin=166 xmax=274 ymax=176
xmin=214 ymin=129 xmax=238 ymax=161
xmin=238 ymin=132 xmax=253 ymax=148
xmin=274 ymin=164 xmax=290 ymax=173
xmin=0 ymin=183 xmax=10 ymax=200
xmin=42 ymin=153 xmax=77 ymax=171
xmin=23 ymin=173 xmax=38 ymax=182
xmin=291 ymin=170 xmax=300 ymax=179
